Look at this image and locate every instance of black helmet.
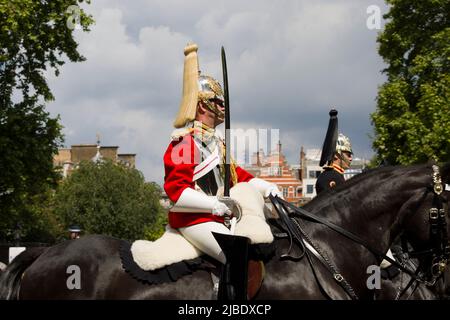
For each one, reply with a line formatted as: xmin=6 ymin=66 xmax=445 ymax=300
xmin=68 ymin=225 xmax=82 ymax=233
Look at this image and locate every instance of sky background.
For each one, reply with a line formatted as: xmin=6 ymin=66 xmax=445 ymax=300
xmin=46 ymin=0 xmax=389 ymax=185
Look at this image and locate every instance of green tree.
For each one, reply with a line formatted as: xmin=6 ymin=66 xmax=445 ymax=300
xmin=19 ymin=188 xmax=65 ymax=244
xmin=371 ymin=0 xmax=450 ymax=165
xmin=0 ymin=0 xmax=93 ymax=240
xmin=53 ymin=160 xmax=166 ymax=241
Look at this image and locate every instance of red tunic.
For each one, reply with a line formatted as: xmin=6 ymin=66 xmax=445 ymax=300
xmin=163 ymin=134 xmax=254 ymax=228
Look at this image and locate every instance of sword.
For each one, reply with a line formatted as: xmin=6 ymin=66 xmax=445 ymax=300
xmin=221 ymin=46 xmax=231 ymax=198
xmin=221 ymin=46 xmax=237 ymax=233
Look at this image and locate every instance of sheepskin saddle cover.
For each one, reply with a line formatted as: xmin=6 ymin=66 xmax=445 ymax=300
xmin=129 ymin=182 xmax=273 ymax=272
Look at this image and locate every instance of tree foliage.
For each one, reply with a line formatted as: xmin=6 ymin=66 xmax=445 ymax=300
xmin=0 ymin=0 xmax=93 ymax=102
xmin=371 ymin=0 xmax=450 ymax=165
xmin=0 ymin=0 xmax=93 ymax=241
xmin=53 ymin=160 xmax=166 ymax=241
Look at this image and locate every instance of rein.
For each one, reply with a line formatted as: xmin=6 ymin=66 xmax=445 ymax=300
xmin=269 ymin=164 xmax=450 ymax=299
xmin=271 ymin=195 xmax=358 ymax=299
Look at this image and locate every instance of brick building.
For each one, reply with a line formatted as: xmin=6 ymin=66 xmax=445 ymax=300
xmin=53 ymin=138 xmax=136 ymax=178
xmin=244 ymin=142 xmax=369 ymax=204
xmin=244 ymin=142 xmax=303 ymax=206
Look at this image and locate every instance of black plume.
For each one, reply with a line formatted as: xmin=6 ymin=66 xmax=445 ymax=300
xmin=319 ymin=109 xmax=338 ymax=167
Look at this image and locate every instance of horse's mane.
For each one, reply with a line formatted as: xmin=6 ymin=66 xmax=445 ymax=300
xmin=359 ymin=162 xmax=450 ymax=186
xmin=337 ymin=163 xmax=430 ymax=190
xmin=305 ymin=163 xmax=433 ymax=209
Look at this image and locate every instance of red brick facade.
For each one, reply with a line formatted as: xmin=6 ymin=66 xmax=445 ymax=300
xmin=244 ymin=142 xmax=303 ymax=205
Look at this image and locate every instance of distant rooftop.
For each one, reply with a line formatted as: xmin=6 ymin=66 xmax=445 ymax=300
xmin=305 ymin=149 xmax=321 ymax=161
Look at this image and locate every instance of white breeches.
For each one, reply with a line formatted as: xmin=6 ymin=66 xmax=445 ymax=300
xmin=179 ymin=221 xmax=230 ymax=264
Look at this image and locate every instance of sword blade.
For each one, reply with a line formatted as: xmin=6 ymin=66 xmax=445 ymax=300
xmin=221 ymin=46 xmax=231 ymax=197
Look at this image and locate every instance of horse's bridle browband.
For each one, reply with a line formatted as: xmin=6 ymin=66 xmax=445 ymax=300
xmin=269 ymin=164 xmax=450 ymax=300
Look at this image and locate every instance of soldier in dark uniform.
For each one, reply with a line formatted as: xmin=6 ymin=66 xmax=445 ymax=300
xmin=316 ymin=133 xmax=353 ymax=195
xmin=68 ymin=225 xmax=82 ymax=239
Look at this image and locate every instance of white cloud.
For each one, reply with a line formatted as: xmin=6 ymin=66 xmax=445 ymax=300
xmin=47 ymin=0 xmax=388 ymax=185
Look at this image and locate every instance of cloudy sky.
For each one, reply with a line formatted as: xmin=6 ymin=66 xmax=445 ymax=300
xmin=47 ymin=0 xmax=389 ymax=185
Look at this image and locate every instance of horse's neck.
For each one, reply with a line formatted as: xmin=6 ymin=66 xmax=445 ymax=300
xmin=312 ymin=173 xmax=422 ymax=250
xmin=271 ymin=166 xmax=432 ymax=299
xmin=297 ymin=172 xmax=425 ymax=286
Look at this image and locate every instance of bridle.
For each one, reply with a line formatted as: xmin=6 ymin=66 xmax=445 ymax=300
xmin=269 ymin=164 xmax=450 ymax=300
xmin=397 ymin=165 xmax=450 ymax=294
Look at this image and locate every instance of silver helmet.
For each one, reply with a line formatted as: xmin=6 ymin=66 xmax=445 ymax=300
xmin=198 ymin=74 xmax=224 ymax=102
xmin=173 ymin=43 xmax=225 ymax=128
xmin=336 ymin=133 xmax=353 ymax=154
xmin=197 ymin=74 xmax=224 ymax=117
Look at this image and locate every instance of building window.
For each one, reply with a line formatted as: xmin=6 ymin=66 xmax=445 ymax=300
xmin=309 ymin=170 xmax=322 ymax=178
xmin=297 ymin=188 xmax=302 ymax=197
xmin=306 ymin=184 xmax=314 ymax=194
xmin=283 ymin=187 xmax=288 ymax=198
xmin=269 ymin=166 xmax=281 ymax=176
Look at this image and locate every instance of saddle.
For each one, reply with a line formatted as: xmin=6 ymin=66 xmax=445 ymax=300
xmin=119 ymin=239 xmax=275 ymax=299
xmin=129 ymin=183 xmax=273 ymax=271
xmin=119 ymin=182 xmax=276 ymax=299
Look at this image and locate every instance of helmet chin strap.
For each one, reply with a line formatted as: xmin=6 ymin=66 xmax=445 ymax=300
xmin=336 ymin=152 xmax=351 ymax=168
xmin=201 ymin=100 xmax=225 ymax=120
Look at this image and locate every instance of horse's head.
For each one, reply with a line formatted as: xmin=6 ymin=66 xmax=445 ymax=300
xmin=399 ymin=163 xmax=450 ymax=284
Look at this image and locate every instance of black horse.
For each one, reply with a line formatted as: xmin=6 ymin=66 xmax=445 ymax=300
xmin=376 ymin=260 xmax=450 ymax=300
xmin=376 ymin=245 xmax=450 ymax=300
xmin=1 ymin=163 xmax=449 ymax=300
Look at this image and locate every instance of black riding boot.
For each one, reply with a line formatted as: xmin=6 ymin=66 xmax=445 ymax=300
xmin=212 ymin=232 xmax=250 ymax=301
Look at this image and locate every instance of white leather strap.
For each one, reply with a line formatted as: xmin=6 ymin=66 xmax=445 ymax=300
xmin=193 ymin=148 xmax=220 ymax=181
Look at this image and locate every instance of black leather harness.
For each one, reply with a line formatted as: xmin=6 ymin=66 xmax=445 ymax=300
xmin=269 ymin=164 xmax=450 ymax=300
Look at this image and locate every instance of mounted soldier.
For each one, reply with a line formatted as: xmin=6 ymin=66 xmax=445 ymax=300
xmin=163 ymin=43 xmax=281 ymax=300
xmin=316 ymin=110 xmax=353 ymax=195
xmin=315 ymin=110 xmax=400 ymax=278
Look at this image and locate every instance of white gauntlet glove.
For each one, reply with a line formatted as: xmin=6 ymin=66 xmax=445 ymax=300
xmin=264 ymin=184 xmax=283 ymax=198
xmin=217 ymin=196 xmax=242 ymax=220
xmin=212 ymin=200 xmax=232 ymax=216
xmin=171 ymin=188 xmax=238 ymax=216
xmin=248 ymin=178 xmax=284 ymax=199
